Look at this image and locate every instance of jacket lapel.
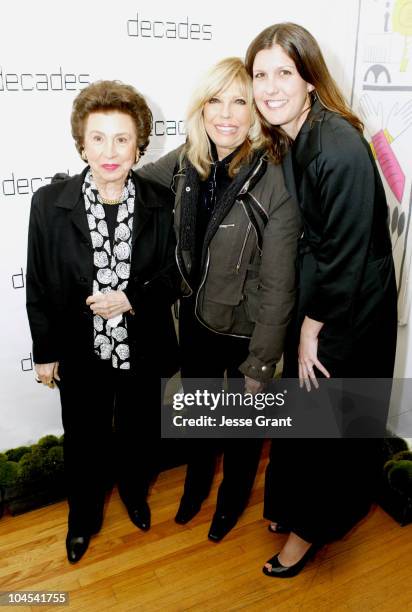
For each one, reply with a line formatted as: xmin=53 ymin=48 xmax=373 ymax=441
xmin=70 ymin=199 xmax=91 ymax=244
xmin=201 ymin=153 xmax=266 ymax=264
xmin=55 ymin=168 xmax=91 ymax=244
xmin=282 ymin=149 xmax=299 ymax=205
xmin=131 ymin=172 xmax=163 ymax=247
xmin=292 ymin=100 xmax=324 ymax=171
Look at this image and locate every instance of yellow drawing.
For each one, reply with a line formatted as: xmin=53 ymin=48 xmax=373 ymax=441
xmin=393 ymin=0 xmax=412 ymax=71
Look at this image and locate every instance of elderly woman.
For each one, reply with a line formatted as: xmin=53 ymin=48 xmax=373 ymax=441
xmin=26 ymin=80 xmax=179 ymax=563
xmin=245 ymin=23 xmax=398 ymax=577
xmin=138 ymin=57 xmax=301 ymax=541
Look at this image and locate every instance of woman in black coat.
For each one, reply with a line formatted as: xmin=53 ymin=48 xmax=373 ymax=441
xmin=26 ymin=80 xmax=179 ymax=563
xmin=246 ymin=23 xmax=398 ymax=577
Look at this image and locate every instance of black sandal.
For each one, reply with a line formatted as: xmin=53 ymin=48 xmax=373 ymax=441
xmin=262 ymin=544 xmax=318 ymax=578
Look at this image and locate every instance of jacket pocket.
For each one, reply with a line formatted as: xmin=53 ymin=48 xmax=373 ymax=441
xmin=198 ymin=299 xmax=236 ymax=332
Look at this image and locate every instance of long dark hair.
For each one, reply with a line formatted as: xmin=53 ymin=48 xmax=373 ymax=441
xmin=245 ymin=23 xmax=363 ymax=163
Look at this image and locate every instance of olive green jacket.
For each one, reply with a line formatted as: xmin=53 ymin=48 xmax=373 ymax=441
xmin=138 ymin=146 xmax=301 ymax=382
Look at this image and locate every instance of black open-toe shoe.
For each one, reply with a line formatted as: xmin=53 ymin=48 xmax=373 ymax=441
xmin=267 ymin=523 xmax=290 ymax=535
xmin=262 ymin=544 xmax=319 ymax=578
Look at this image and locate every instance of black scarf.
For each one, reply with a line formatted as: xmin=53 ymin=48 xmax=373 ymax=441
xmin=180 ymin=149 xmax=266 ymax=280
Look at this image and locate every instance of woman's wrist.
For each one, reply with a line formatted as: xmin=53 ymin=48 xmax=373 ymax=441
xmin=301 ymin=315 xmax=324 ymax=339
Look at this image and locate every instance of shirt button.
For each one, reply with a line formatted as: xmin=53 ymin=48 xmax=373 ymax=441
xmin=185 ymin=186 xmax=191 ymax=192
xmin=261 ymin=365 xmax=267 ymax=371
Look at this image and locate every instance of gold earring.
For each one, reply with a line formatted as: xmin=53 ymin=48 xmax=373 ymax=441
xmin=81 ymin=150 xmax=88 ymax=162
xmin=135 ymin=150 xmax=140 ymax=163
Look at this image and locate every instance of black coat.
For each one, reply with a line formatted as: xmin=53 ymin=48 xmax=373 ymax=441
xmin=282 ymin=101 xmax=397 ymax=377
xmin=26 ymin=168 xmax=179 ymax=377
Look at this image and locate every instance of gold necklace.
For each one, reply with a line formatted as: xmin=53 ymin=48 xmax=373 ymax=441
xmin=100 ymin=196 xmax=122 ymax=205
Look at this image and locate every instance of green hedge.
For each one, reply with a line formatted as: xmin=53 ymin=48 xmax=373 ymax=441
xmin=0 ymin=435 xmax=64 ymax=489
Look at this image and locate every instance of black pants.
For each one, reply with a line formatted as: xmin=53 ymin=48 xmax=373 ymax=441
xmin=264 ymin=351 xmax=387 ymax=544
xmin=179 ymin=298 xmax=263 ymax=516
xmin=58 ymin=357 xmax=159 ymax=534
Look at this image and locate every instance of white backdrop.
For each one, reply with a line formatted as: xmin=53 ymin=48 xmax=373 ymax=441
xmin=1 ymin=0 xmax=410 ymax=450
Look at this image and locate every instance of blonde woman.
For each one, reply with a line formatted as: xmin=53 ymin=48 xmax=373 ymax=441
xmin=139 ymin=58 xmax=301 ymax=541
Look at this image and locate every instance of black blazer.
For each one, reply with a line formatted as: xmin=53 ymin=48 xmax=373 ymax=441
xmin=26 ymin=167 xmax=180 ymax=377
xmin=282 ymin=101 xmax=397 ymax=375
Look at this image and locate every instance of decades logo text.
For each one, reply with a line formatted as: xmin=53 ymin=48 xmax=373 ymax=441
xmin=151 ymin=119 xmax=186 ymax=137
xmin=127 ymin=11 xmax=212 ymax=40
xmin=1 ymin=170 xmax=71 ymax=197
xmin=0 ymin=67 xmax=90 ymax=92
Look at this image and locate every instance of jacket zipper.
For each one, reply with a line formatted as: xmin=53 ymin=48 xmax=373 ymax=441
xmin=236 ymin=222 xmax=251 ymax=272
xmin=175 ymin=238 xmax=194 ymax=297
xmin=240 ymin=201 xmax=262 ymax=256
xmin=237 ymin=158 xmax=263 ymax=196
xmin=235 ymin=158 xmax=265 ymax=266
xmin=195 ymin=247 xmax=210 ymax=315
xmin=249 ymin=192 xmax=269 ymax=222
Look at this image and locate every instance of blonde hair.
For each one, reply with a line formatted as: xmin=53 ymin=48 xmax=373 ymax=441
xmin=185 ymin=57 xmax=264 ymax=179
xmin=245 ymin=23 xmax=363 ymax=163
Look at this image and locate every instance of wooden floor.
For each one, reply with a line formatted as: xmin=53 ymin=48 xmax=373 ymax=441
xmin=1 ymin=453 xmax=412 ymax=612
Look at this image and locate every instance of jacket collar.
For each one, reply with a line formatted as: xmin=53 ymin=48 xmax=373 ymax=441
xmin=292 ymin=100 xmax=325 ymax=170
xmin=132 ymin=174 xmax=164 ymax=246
xmin=54 ymin=166 xmax=163 ymax=244
xmin=55 ymin=166 xmax=163 ymax=209
xmin=54 ymin=167 xmax=89 ymax=242
xmin=54 ymin=166 xmax=87 ymax=210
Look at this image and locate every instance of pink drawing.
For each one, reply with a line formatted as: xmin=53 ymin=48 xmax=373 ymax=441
xmin=359 ymin=95 xmax=412 ymax=203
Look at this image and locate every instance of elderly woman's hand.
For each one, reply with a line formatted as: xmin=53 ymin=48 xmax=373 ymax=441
xmin=35 ymin=362 xmax=60 ymax=388
xmin=86 ymin=290 xmax=133 ymax=320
